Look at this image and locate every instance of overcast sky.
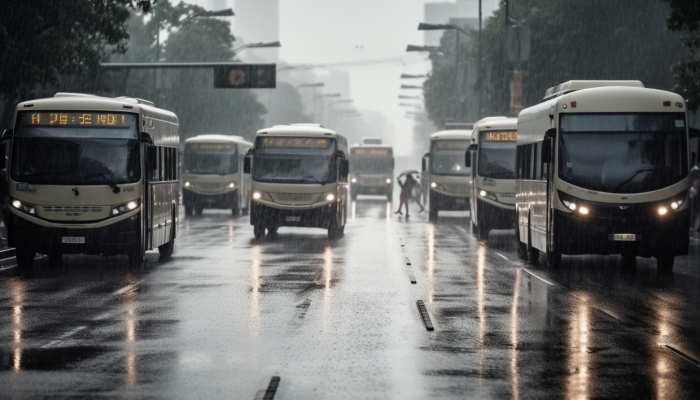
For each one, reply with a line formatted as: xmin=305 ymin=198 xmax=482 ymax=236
xmin=185 ymin=0 xmax=491 ymax=155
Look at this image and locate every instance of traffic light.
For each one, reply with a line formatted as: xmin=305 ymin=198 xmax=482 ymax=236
xmin=214 ymin=64 xmax=276 ymax=89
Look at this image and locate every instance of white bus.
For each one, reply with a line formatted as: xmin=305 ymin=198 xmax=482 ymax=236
xmin=423 ymin=130 xmax=472 ymax=222
xmin=466 ymin=117 xmax=517 ymax=239
xmin=244 ymin=124 xmax=349 ymax=240
xmin=516 ymin=80 xmax=699 ymax=270
xmin=349 ymin=144 xmax=394 ymax=201
xmin=182 ymin=134 xmax=252 ymax=216
xmin=2 ymin=93 xmax=179 ymax=269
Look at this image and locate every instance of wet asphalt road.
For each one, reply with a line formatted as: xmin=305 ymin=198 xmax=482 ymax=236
xmin=1 ymin=198 xmax=700 ymax=399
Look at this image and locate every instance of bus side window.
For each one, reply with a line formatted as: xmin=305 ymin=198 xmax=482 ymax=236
xmin=172 ymin=148 xmax=178 ymax=181
xmin=155 ymin=146 xmax=162 ymax=182
xmin=534 ymin=142 xmax=541 ymax=180
xmin=516 ymin=145 xmax=523 ymax=179
xmin=164 ymin=147 xmax=171 ymax=181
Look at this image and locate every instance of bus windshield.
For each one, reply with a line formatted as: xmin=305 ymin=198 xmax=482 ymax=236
xmin=431 ymin=140 xmax=470 ymax=176
xmin=350 ymin=150 xmax=393 ymax=174
xmin=253 ymin=137 xmax=337 ymax=184
xmin=185 ymin=143 xmax=238 ymax=175
xmin=558 ymin=113 xmax=687 ymax=193
xmin=478 ymin=131 xmax=516 ymax=179
xmin=11 ymin=112 xmax=140 ymax=185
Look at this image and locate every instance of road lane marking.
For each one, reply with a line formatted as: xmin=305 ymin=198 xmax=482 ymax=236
xmin=521 ymin=268 xmax=555 ymax=286
xmin=495 ymin=252 xmax=509 ymax=261
xmin=594 ymin=307 xmax=621 ymax=321
xmin=114 ymin=283 xmax=139 ymax=296
xmin=416 ymin=300 xmax=434 ymax=331
xmin=409 ymin=274 xmax=416 ymax=284
xmin=457 ymin=226 xmax=467 ymax=233
xmin=663 ymin=345 xmax=700 ymax=368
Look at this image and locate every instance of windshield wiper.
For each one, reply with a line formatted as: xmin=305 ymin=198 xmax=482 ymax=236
xmin=18 ymin=170 xmax=73 ymax=182
xmin=75 ymin=173 xmax=121 ymax=193
xmin=613 ymin=168 xmax=655 ymax=191
xmin=302 ymin=175 xmax=323 ymax=185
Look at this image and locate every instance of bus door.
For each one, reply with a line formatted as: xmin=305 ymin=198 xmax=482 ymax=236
xmin=543 ymin=129 xmax=556 ymax=252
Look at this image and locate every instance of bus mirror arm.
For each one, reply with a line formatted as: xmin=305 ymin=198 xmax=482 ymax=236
xmin=541 ymin=128 xmax=556 ymax=164
xmin=146 ymin=145 xmax=157 ymax=171
xmin=243 ymin=155 xmax=251 ymax=174
xmin=690 ymin=127 xmax=700 ymax=139
xmin=140 ymin=132 xmax=154 ymax=144
xmin=1 ymin=129 xmax=13 ymax=142
xmin=340 ymin=159 xmax=349 ymax=178
xmin=421 ymin=158 xmax=426 ymax=172
xmin=464 ymin=151 xmax=471 ymax=168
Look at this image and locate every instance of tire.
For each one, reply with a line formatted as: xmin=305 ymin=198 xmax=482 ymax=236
xmin=621 ymin=245 xmax=636 ymax=270
xmin=195 ymin=206 xmax=204 ymax=216
xmin=15 ymin=247 xmax=35 ymax=271
xmin=471 ymin=220 xmax=478 ymax=234
xmin=386 ymin=189 xmax=392 ymax=202
xmin=527 ymin=229 xmax=539 ymax=265
xmin=267 ymin=225 xmax=278 ymax=237
xmin=547 ymin=249 xmax=562 ymax=269
xmin=477 ymin=224 xmax=489 ymax=240
xmin=656 ymin=254 xmax=674 ymax=272
xmin=231 ymin=197 xmax=239 ymax=216
xmin=428 ymin=191 xmax=438 ymax=222
xmin=48 ymin=250 xmax=62 ymax=266
xmin=328 ymin=219 xmax=339 ymax=240
xmin=158 ymin=210 xmax=176 ymax=260
xmin=350 ymin=188 xmax=358 ymax=201
xmin=515 ymin=225 xmax=527 ymax=260
xmin=185 ymin=206 xmax=194 ymax=216
xmin=253 ymin=224 xmax=265 ymax=240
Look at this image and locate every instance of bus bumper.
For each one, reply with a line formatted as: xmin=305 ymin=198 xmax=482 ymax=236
xmin=553 ymin=208 xmax=689 ymax=257
xmin=250 ymin=202 xmax=337 ymax=229
xmin=430 ymin=190 xmax=469 ymax=211
xmin=183 ymin=188 xmax=237 ymax=209
xmin=477 ymin=198 xmax=516 ymax=229
xmin=8 ymin=212 xmax=140 ymax=256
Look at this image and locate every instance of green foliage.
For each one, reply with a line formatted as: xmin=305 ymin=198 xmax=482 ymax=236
xmin=663 ymin=0 xmax=700 ymax=111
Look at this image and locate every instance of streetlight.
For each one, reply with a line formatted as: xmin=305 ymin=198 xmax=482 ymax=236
xmin=401 ymin=84 xmax=423 ymax=89
xmin=406 ymin=45 xmax=442 ymax=53
xmin=156 ymin=8 xmax=235 ymax=61
xmin=297 ymin=82 xmax=324 ymax=89
xmin=401 ymin=73 xmax=427 ymax=79
xmin=399 ymin=103 xmax=422 ymax=109
xmin=418 ymin=22 xmax=468 ymax=120
xmin=233 ymin=41 xmax=281 ymax=56
xmin=399 ymin=95 xmax=421 ymax=99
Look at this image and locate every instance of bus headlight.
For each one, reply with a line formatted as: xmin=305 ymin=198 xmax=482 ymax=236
xmin=253 ymin=192 xmax=262 ymax=200
xmin=558 ymin=190 xmax=588 ymax=214
xmin=229 ymin=183 xmax=235 ymax=188
xmin=11 ymin=198 xmax=37 ymax=215
xmin=351 ymin=178 xmax=357 ymax=183
xmin=657 ymin=206 xmax=668 ymax=216
xmin=386 ymin=178 xmax=391 ymax=184
xmin=667 ymin=191 xmax=687 ymax=212
xmin=111 ymin=200 xmax=140 ymax=216
xmin=430 ymin=182 xmax=437 ymax=188
xmin=479 ymin=189 xmax=497 ymax=201
xmin=579 ymin=206 xmax=589 ymax=215
xmin=184 ymin=182 xmax=190 ymax=187
xmin=326 ymin=193 xmax=335 ymax=202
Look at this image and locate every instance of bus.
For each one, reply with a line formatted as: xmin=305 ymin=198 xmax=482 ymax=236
xmin=423 ymin=129 xmax=472 ymax=222
xmin=466 ymin=117 xmax=517 ymax=239
xmin=2 ymin=93 xmax=179 ymax=269
xmin=349 ymin=143 xmax=394 ymax=201
xmin=516 ymin=80 xmax=699 ymax=270
xmin=182 ymin=134 xmax=252 ymax=216
xmin=244 ymin=124 xmax=349 ymax=240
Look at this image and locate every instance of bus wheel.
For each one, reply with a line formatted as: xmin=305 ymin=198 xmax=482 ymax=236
xmin=656 ymin=254 xmax=674 ymax=272
xmin=428 ymin=192 xmax=438 ymax=222
xmin=350 ymin=189 xmax=358 ymax=201
xmin=48 ymin=250 xmax=62 ymax=266
xmin=515 ymin=226 xmax=527 ymax=260
xmin=185 ymin=206 xmax=194 ymax=216
xmin=477 ymin=224 xmax=489 ymax=240
xmin=328 ymin=220 xmax=340 ymax=240
xmin=527 ymin=230 xmax=539 ymax=265
xmin=547 ymin=250 xmax=562 ymax=269
xmin=386 ymin=189 xmax=392 ymax=202
xmin=253 ymin=224 xmax=265 ymax=240
xmin=15 ymin=247 xmax=35 ymax=271
xmin=231 ymin=198 xmax=239 ymax=216
xmin=195 ymin=207 xmax=204 ymax=216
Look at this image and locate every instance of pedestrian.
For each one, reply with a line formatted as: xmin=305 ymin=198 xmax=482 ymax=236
xmin=395 ymin=174 xmax=419 ymax=217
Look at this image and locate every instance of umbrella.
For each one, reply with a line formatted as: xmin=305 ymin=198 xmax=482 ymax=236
xmin=398 ymin=169 xmax=420 ymax=178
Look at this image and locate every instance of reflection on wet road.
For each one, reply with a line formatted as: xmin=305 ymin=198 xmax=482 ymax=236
xmin=0 ymin=197 xmax=699 ymax=398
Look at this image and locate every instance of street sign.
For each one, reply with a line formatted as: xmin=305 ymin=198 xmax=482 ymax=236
xmin=214 ymin=64 xmax=276 ymax=89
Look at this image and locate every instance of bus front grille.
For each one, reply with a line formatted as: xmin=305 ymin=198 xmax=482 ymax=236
xmin=197 ymin=182 xmax=222 ymax=190
xmin=273 ymin=192 xmax=316 ymax=204
xmin=443 ymin=183 xmax=469 ymax=194
xmin=43 ymin=206 xmax=104 ymax=213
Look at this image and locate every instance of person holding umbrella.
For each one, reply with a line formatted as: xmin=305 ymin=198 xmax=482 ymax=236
xmin=395 ymin=173 xmax=423 ymax=217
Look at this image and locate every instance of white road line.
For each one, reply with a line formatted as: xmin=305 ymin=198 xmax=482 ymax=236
xmin=521 ymin=268 xmax=555 ymax=286
xmin=113 ymin=283 xmax=139 ymax=296
xmin=456 ymin=226 xmax=467 ymax=233
xmin=60 ymin=326 xmax=87 ymax=339
xmin=594 ymin=307 xmax=621 ymax=321
xmin=495 ymin=252 xmax=509 ymax=261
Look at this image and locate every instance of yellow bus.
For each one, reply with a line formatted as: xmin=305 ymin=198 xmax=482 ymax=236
xmin=244 ymin=124 xmax=349 ymax=240
xmin=182 ymin=134 xmax=252 ymax=216
xmin=2 ymin=93 xmax=179 ymax=269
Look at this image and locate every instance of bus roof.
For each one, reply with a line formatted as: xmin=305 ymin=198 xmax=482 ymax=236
xmin=15 ymin=93 xmax=178 ymax=124
xmin=256 ymin=124 xmax=341 ymax=138
xmin=430 ymin=130 xmax=472 ymax=140
xmin=185 ymin=134 xmax=252 ymax=146
xmin=542 ymin=80 xmax=644 ymax=100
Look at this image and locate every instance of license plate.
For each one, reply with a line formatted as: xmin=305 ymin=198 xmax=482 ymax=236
xmin=286 ymin=216 xmax=301 ymax=222
xmin=62 ymin=236 xmax=85 ymax=244
xmin=613 ymin=234 xmax=636 ymax=241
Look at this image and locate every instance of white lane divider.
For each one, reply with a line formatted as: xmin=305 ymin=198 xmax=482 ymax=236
xmin=495 ymin=252 xmax=509 ymax=261
xmin=521 ymin=268 xmax=555 ymax=286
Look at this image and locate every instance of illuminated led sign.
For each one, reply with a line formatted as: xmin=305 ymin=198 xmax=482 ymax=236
xmin=261 ymin=137 xmax=332 ymax=148
xmin=434 ymin=140 xmax=469 ymax=150
xmin=188 ymin=143 xmax=234 ymax=151
xmin=351 ymin=148 xmax=391 ymax=155
xmin=482 ymin=131 xmax=517 ymax=142
xmin=20 ymin=112 xmax=130 ymax=127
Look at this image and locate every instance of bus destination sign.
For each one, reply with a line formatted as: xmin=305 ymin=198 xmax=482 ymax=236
xmin=483 ymin=131 xmax=517 ymax=142
xmin=434 ymin=140 xmax=470 ymax=150
xmin=189 ymin=143 xmax=234 ymax=151
xmin=351 ymin=148 xmax=390 ymax=155
xmin=20 ymin=112 xmax=130 ymax=127
xmin=261 ymin=137 xmax=331 ymax=148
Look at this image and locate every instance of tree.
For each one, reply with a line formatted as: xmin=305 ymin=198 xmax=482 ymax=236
xmin=662 ymin=0 xmax=700 ymax=111
xmin=0 ymin=0 xmax=153 ymax=124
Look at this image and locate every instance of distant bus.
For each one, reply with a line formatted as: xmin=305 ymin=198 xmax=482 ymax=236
xmin=3 ymin=93 xmax=179 ymax=269
xmin=466 ymin=117 xmax=517 ymax=239
xmin=244 ymin=124 xmax=349 ymax=240
xmin=349 ymin=144 xmax=394 ymax=201
xmin=423 ymin=129 xmax=472 ymax=222
xmin=361 ymin=137 xmax=382 ymax=145
xmin=182 ymin=134 xmax=252 ymax=216
xmin=516 ymin=80 xmax=699 ymax=270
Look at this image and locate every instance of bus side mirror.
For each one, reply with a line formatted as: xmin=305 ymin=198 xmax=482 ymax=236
xmin=140 ymin=132 xmax=153 ymax=144
xmin=465 ymin=144 xmax=477 ymax=167
xmin=0 ymin=144 xmax=5 ymax=169
xmin=146 ymin=144 xmax=157 ymax=170
xmin=541 ymin=128 xmax=556 ymax=164
xmin=689 ymin=127 xmax=700 ymax=138
xmin=421 ymin=158 xmax=426 ymax=172
xmin=244 ymin=155 xmax=251 ymax=174
xmin=1 ymin=129 xmax=13 ymax=142
xmin=340 ymin=159 xmax=349 ymax=178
